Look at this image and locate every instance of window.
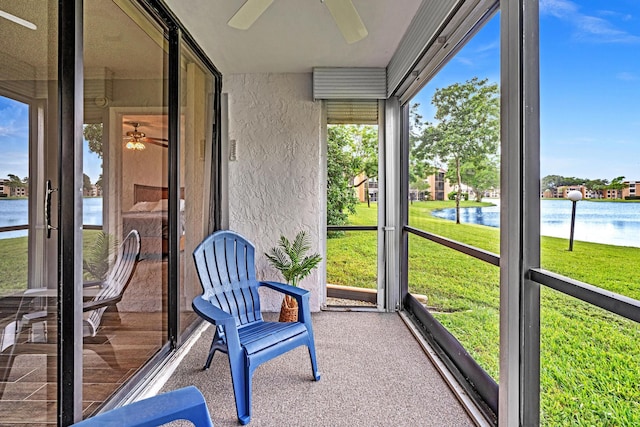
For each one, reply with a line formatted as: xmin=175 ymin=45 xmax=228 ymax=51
xmin=538 ymin=2 xmax=640 ymax=424
xmin=403 ymin=10 xmax=501 ymax=416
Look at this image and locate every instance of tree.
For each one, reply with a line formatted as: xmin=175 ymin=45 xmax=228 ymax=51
xmin=7 ymin=174 xmax=26 ymax=187
xmin=541 ymin=175 xmax=565 ymax=193
xmin=410 ymin=174 xmax=431 ymax=201
xmin=408 ymin=103 xmax=435 ymax=201
xmin=415 ymin=77 xmax=500 ymax=223
xmin=326 ymin=124 xmax=379 ymax=231
xmin=584 ymin=178 xmax=608 ymax=198
xmin=349 ymin=125 xmax=378 ymax=207
xmin=544 ymin=175 xmax=586 ymax=189
xmin=6 ymin=174 xmax=27 ymax=196
xmin=83 ymin=123 xmax=104 ymax=159
xmin=457 ymin=155 xmax=499 ymax=202
xmin=95 ymin=174 xmax=103 ymax=193
xmin=327 ymin=126 xmax=361 ymax=228
xmin=607 ymin=176 xmax=628 ymax=199
xmin=83 ymin=173 xmax=93 ymax=195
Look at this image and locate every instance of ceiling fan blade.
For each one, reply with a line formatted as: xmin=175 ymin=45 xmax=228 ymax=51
xmin=144 ymin=139 xmax=168 ymax=148
xmin=228 ymin=0 xmax=274 ymax=30
xmin=323 ymin=0 xmax=368 ymax=44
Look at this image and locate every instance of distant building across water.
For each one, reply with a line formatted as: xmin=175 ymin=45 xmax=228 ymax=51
xmin=0 ymin=179 xmax=28 ymax=197
xmin=542 ymin=180 xmax=639 ymax=200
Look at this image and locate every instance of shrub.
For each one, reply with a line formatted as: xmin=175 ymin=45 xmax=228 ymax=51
xmin=448 ymin=191 xmax=469 ymax=201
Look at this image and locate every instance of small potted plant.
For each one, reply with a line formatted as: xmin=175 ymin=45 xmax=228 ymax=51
xmin=265 ymin=230 xmax=322 ymax=322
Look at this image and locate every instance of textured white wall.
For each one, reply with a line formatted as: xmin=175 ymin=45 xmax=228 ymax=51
xmin=224 ymin=73 xmax=324 ymax=312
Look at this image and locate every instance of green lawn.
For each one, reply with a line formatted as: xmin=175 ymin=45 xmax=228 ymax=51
xmin=0 ymin=236 xmax=29 ymax=295
xmin=0 ymin=230 xmax=103 ymax=295
xmin=327 ymin=201 xmax=640 ymax=426
xmin=2 ymin=215 xmax=638 ymax=424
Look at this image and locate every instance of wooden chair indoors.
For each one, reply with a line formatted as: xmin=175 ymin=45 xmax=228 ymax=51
xmin=0 ymin=229 xmax=141 ymax=398
xmin=192 ymin=230 xmax=320 ymax=425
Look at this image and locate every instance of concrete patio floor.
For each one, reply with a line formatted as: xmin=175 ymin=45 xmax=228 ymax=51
xmin=162 ymin=311 xmax=482 ymax=426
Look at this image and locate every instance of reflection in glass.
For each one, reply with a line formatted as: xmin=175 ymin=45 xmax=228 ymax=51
xmin=0 ymin=0 xmax=58 ymax=422
xmin=179 ymin=42 xmax=215 ymax=335
xmin=82 ymin=0 xmax=168 ymax=417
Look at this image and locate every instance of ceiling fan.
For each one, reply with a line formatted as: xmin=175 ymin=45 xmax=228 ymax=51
xmin=228 ymin=0 xmax=368 ymax=44
xmin=124 ymin=122 xmax=168 ymax=151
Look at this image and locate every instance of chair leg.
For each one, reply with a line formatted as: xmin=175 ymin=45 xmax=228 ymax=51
xmin=307 ymin=339 xmax=321 ymax=381
xmin=228 ymin=353 xmax=252 ymax=425
xmin=204 ymin=331 xmax=226 ymax=370
xmin=204 ymin=341 xmax=217 ymax=370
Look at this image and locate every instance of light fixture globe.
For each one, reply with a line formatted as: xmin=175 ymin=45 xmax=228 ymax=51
xmin=125 ymin=122 xmax=147 ymax=150
xmin=567 ymin=190 xmax=583 ymax=202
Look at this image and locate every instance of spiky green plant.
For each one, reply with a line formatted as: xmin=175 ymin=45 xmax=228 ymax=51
xmin=265 ymin=231 xmax=322 ymax=287
xmin=83 ymin=232 xmax=118 ymax=281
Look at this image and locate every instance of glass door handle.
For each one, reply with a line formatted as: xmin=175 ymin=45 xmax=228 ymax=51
xmin=45 ymin=179 xmax=58 ymax=238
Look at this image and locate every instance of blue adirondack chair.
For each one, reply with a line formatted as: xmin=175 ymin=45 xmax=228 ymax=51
xmin=192 ymin=230 xmax=320 ymax=425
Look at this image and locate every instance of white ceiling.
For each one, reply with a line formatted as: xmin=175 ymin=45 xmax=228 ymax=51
xmin=0 ymin=0 xmax=165 ymax=79
xmin=163 ymin=0 xmax=423 ymax=74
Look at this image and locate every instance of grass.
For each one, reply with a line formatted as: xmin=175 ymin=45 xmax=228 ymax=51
xmin=0 ymin=230 xmax=102 ymax=295
xmin=2 ymin=213 xmax=638 ymax=424
xmin=327 ymin=201 xmax=640 ymax=426
xmin=0 ymin=236 xmax=29 ymax=296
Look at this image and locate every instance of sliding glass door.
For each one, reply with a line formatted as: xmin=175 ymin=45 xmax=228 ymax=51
xmin=0 ymin=1 xmax=60 ymax=423
xmin=1 ymin=1 xmax=220 ymax=423
xmin=82 ymin=0 xmax=170 ymax=417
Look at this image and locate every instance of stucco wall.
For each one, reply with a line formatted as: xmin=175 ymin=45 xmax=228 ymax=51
xmin=224 ymin=73 xmax=324 ymax=312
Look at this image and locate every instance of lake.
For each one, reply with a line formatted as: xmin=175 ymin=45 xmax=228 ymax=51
xmin=0 ymin=198 xmax=103 ymax=239
xmin=431 ymin=199 xmax=640 ymax=248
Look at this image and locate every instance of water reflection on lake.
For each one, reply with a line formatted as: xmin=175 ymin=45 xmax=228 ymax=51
xmin=0 ymin=198 xmax=102 ymax=239
xmin=431 ymin=199 xmax=640 ymax=248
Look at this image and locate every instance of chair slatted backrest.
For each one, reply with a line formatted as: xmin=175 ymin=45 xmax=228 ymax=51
xmin=85 ymin=230 xmax=141 ymax=336
xmin=193 ymin=231 xmax=262 ymax=327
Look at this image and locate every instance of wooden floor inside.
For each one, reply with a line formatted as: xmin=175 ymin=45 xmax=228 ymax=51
xmin=0 ymin=310 xmax=199 ymax=426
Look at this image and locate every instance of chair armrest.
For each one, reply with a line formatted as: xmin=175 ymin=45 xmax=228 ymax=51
xmin=83 ymin=295 xmax=123 ymax=312
xmin=192 ymin=296 xmax=236 ymax=327
xmin=83 ymin=280 xmax=105 ymax=288
xmin=260 ymin=281 xmax=313 ymax=325
xmin=260 ymin=281 xmax=309 ymax=299
xmin=22 ymin=287 xmax=54 ymax=297
xmin=71 ymin=386 xmax=213 ymax=427
xmin=21 ymin=310 xmax=48 ymax=322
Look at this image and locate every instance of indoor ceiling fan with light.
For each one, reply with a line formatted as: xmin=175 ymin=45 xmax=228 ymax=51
xmin=228 ymin=0 xmax=368 ymax=44
xmin=124 ymin=122 xmax=168 ymax=151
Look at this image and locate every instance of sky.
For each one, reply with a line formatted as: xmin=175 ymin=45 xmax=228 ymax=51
xmin=0 ymin=96 xmax=29 ymax=181
xmin=412 ymin=0 xmax=640 ymax=182
xmin=0 ymin=96 xmax=102 ymax=184
xmin=1 ymin=0 xmax=639 ymax=184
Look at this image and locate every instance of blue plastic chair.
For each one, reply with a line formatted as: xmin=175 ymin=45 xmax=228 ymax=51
xmin=192 ymin=230 xmax=320 ymax=425
xmin=72 ymin=386 xmax=213 ymax=426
